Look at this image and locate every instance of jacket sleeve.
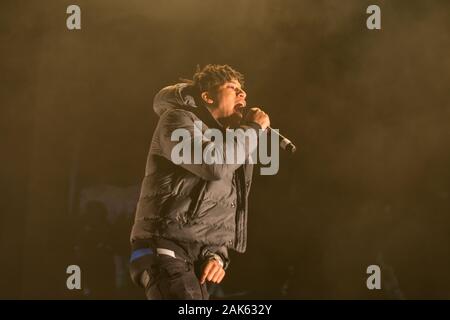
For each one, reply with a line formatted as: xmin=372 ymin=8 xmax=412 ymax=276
xmin=200 ymin=245 xmax=230 ymax=270
xmin=156 ymin=109 xmax=261 ymax=181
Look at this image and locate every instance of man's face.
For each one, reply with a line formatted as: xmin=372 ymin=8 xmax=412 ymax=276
xmin=211 ymin=79 xmax=247 ymax=120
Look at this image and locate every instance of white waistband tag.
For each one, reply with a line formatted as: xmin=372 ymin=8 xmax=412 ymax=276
xmin=156 ymin=248 xmax=176 ymax=258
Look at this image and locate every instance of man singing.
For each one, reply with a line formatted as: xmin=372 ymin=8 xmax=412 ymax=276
xmin=129 ymin=64 xmax=270 ymax=299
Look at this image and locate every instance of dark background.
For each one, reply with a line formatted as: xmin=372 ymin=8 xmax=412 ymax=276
xmin=1 ymin=0 xmax=450 ymax=299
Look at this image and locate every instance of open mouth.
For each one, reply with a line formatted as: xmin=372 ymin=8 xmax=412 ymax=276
xmin=234 ymin=102 xmax=246 ymax=115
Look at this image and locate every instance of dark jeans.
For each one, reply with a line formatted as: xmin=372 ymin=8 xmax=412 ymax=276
xmin=143 ymin=239 xmax=209 ymax=300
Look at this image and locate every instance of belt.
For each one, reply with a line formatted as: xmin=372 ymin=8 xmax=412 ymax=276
xmin=130 ymin=248 xmax=154 ymax=263
xmin=130 ymin=247 xmax=180 ymax=263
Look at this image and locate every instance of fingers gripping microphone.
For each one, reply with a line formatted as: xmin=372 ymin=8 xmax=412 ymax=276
xmin=241 ymin=107 xmax=297 ymax=154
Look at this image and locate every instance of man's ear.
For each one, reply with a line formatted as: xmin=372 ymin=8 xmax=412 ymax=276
xmin=200 ymin=91 xmax=214 ymax=105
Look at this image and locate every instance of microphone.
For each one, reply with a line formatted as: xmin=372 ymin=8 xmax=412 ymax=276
xmin=269 ymin=127 xmax=297 ymax=153
xmin=241 ymin=107 xmax=297 ymax=154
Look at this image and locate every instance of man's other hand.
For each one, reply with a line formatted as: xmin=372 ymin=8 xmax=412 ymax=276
xmin=200 ymin=259 xmax=225 ymax=284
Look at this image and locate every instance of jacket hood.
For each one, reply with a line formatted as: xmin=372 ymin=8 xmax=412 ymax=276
xmin=153 ymin=83 xmax=199 ymax=117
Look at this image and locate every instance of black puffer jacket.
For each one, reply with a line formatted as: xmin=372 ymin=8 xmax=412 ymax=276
xmin=130 ymin=83 xmax=259 ymax=258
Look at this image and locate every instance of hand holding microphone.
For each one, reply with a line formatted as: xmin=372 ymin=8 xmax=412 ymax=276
xmin=243 ymin=107 xmax=271 ymax=130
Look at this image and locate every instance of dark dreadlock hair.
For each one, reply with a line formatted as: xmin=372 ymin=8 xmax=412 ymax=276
xmin=182 ymin=64 xmax=245 ymax=95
